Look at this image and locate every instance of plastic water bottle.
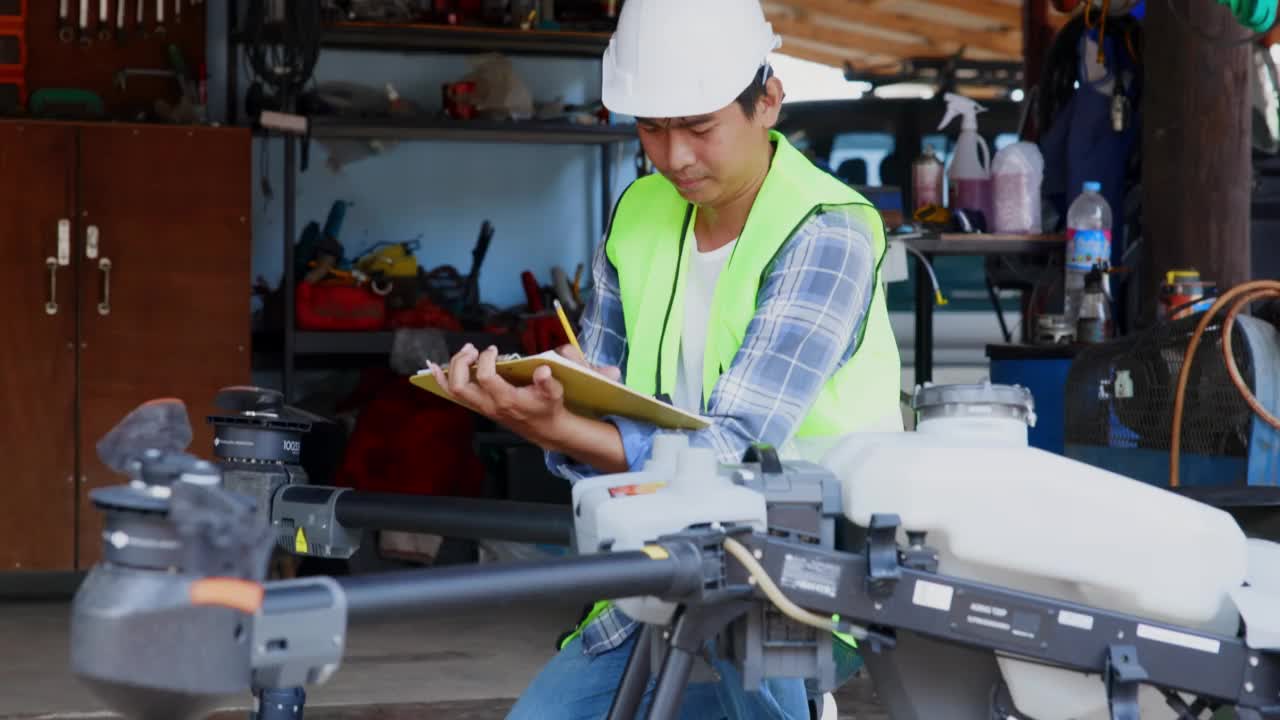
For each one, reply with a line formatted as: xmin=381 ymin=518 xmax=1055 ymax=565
xmin=1064 ymin=181 xmax=1112 ymax=322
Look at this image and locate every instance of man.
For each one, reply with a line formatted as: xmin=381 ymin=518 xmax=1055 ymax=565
xmin=426 ymin=0 xmax=902 ymax=716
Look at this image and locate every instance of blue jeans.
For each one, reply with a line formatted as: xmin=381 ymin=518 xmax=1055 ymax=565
xmin=508 ymin=630 xmax=864 ymax=719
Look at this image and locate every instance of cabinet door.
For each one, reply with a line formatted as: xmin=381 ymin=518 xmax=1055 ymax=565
xmin=0 ymin=122 xmax=78 ymax=571
xmin=76 ymin=125 xmax=252 ymax=568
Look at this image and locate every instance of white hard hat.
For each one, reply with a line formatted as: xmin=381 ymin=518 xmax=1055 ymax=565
xmin=601 ymin=0 xmax=782 ymax=119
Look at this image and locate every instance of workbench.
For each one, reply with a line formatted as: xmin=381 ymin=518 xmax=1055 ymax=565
xmin=895 ymin=233 xmax=1064 ymax=385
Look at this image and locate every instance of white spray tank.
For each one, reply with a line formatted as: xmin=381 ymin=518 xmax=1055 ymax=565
xmin=938 ymin=93 xmax=993 ymax=225
xmin=571 ymin=434 xmax=768 ymax=624
xmin=823 ymin=383 xmax=1247 ymax=720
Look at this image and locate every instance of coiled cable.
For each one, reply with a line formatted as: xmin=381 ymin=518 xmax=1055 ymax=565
xmin=1169 ymin=280 xmax=1280 ymax=487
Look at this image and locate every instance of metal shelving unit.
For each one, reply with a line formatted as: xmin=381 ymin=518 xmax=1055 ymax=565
xmin=321 ymin=21 xmax=612 ymax=56
xmin=228 ymin=8 xmax=633 ymax=399
xmin=308 ymin=116 xmax=635 ymax=145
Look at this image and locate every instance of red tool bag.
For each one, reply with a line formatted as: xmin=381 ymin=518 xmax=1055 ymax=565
xmin=334 ymin=368 xmax=486 ymax=498
xmin=296 ymin=281 xmax=386 ymax=331
xmin=520 ymin=314 xmax=572 ymax=355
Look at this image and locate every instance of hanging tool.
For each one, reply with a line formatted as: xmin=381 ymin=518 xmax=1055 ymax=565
xmin=115 ymin=0 xmax=125 ymax=41
xmin=97 ymin=0 xmax=110 ymax=40
xmin=78 ymin=0 xmax=90 ymax=44
xmin=58 ymin=0 xmax=73 ymax=42
xmin=114 ymin=67 xmax=178 ymax=90
xmin=551 ymin=266 xmax=577 ymax=313
xmin=571 ymin=263 xmax=584 ymax=307
xmin=175 ymin=0 xmax=181 ymax=24
xmin=461 ymin=221 xmax=494 ymax=313
xmin=155 ymin=0 xmax=164 ymax=35
xmin=137 ymin=0 xmax=146 ymax=38
xmin=521 ymin=271 xmax=544 ymax=312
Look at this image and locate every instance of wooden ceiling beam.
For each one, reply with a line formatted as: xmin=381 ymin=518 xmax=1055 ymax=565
xmin=907 ymin=0 xmax=1022 ymax=28
xmin=769 ymin=15 xmax=943 ymax=63
xmin=778 ymin=0 xmax=1021 ymax=57
xmin=774 ymin=42 xmax=867 ymax=70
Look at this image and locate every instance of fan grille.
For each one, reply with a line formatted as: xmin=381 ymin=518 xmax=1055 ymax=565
xmin=1064 ymin=313 xmax=1255 ymax=457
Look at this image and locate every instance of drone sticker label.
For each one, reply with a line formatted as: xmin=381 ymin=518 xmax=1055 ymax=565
xmin=912 ymin=579 xmax=955 ymax=612
xmin=951 ymin=593 xmax=1048 ymax=647
xmin=780 ymin=554 xmax=840 ymax=599
xmin=608 ymin=482 xmax=665 ymax=498
xmin=1136 ymin=624 xmax=1221 ymax=655
xmin=295 ymin=527 xmax=309 ymax=554
xmin=641 ymin=545 xmax=670 ymax=560
xmin=1057 ymin=609 xmax=1095 ymax=631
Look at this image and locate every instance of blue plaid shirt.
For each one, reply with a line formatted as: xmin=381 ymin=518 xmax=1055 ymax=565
xmin=547 ymin=206 xmax=878 ymax=656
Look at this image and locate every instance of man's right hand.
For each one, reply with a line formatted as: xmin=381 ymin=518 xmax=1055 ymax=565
xmin=555 ymin=344 xmax=622 ymax=382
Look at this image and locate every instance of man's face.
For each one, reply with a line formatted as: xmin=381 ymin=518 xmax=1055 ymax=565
xmin=635 ymin=77 xmax=782 ymax=207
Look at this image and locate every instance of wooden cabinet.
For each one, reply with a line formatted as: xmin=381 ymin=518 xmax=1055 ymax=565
xmin=0 ymin=120 xmax=251 ymax=571
xmin=0 ymin=123 xmax=78 ymax=571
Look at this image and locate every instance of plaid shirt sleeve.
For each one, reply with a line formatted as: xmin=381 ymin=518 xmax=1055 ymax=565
xmin=543 ymin=234 xmax=631 ymax=482
xmin=546 ymin=207 xmax=879 ymax=655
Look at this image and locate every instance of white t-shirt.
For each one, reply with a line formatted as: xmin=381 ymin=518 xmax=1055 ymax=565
xmin=672 ymin=235 xmax=737 ymax=414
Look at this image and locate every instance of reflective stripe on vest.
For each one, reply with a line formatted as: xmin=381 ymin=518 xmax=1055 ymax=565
xmin=605 ymin=130 xmax=901 ymax=436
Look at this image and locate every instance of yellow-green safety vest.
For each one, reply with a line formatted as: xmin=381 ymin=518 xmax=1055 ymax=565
xmin=604 ymin=130 xmax=901 ymax=432
xmin=561 ymin=130 xmax=900 ymax=652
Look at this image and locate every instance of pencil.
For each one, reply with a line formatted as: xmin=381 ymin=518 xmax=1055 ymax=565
xmin=553 ymin=299 xmax=583 ymax=356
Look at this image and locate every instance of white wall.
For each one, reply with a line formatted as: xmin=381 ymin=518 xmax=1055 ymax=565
xmin=205 ymin=10 xmax=639 ymax=310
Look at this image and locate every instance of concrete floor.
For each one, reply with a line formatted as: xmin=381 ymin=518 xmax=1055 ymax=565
xmin=0 ymin=597 xmax=885 ymax=720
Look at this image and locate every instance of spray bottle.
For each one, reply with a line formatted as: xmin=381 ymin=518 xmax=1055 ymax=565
xmin=938 ymin=93 xmax=993 ymax=225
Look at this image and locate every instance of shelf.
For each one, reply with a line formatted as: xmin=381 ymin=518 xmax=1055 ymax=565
xmin=277 ymin=330 xmax=519 ymax=357
xmin=295 ymin=330 xmax=394 ymax=355
xmin=322 ymin=21 xmax=613 ymax=57
xmin=233 ymin=21 xmax=612 ymax=57
xmin=895 ymin=233 xmax=1064 ymax=256
xmin=308 ymin=116 xmax=635 ymax=145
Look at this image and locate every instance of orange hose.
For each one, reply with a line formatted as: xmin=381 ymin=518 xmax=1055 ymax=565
xmin=1221 ymin=289 xmax=1280 ymax=430
xmin=1170 ymin=280 xmax=1280 ymax=487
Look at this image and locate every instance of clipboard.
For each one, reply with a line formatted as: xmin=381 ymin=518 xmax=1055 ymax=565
xmin=410 ymin=350 xmax=710 ymax=431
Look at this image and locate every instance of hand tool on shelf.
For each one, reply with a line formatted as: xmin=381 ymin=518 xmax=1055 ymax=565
xmin=97 ymin=0 xmax=109 ymax=40
xmin=521 ymin=270 xmax=544 ymax=312
xmin=551 ymin=265 xmax=577 ymax=313
xmin=461 ymin=221 xmax=494 ymax=313
xmin=571 ymin=263 xmax=584 ymax=307
xmin=113 ymin=67 xmax=177 ymax=91
xmin=58 ymin=0 xmax=73 ymax=42
xmin=78 ymin=0 xmax=90 ymax=44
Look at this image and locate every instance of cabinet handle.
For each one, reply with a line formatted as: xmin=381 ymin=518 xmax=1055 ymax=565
xmin=45 ymin=258 xmax=58 ymax=315
xmin=97 ymin=258 xmax=112 ymax=316
xmin=85 ymin=224 xmax=99 ymax=259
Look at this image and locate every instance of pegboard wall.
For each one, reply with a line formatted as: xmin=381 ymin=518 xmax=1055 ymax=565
xmin=5 ymin=0 xmax=206 ymax=120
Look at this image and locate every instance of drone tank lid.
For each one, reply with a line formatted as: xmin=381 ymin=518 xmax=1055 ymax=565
xmin=912 ymin=382 xmax=1036 ymax=419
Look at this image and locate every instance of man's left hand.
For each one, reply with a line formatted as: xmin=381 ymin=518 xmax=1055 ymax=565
xmin=428 ymin=344 xmax=570 ymax=446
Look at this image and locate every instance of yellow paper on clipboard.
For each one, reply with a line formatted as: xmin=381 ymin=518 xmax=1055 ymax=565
xmin=409 ymin=351 xmax=710 ymax=431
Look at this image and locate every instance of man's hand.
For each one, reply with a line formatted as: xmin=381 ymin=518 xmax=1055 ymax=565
xmin=427 ymin=344 xmax=567 ymax=446
xmin=427 ymin=343 xmax=629 ymax=473
xmin=554 ymin=344 xmax=622 ymax=382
